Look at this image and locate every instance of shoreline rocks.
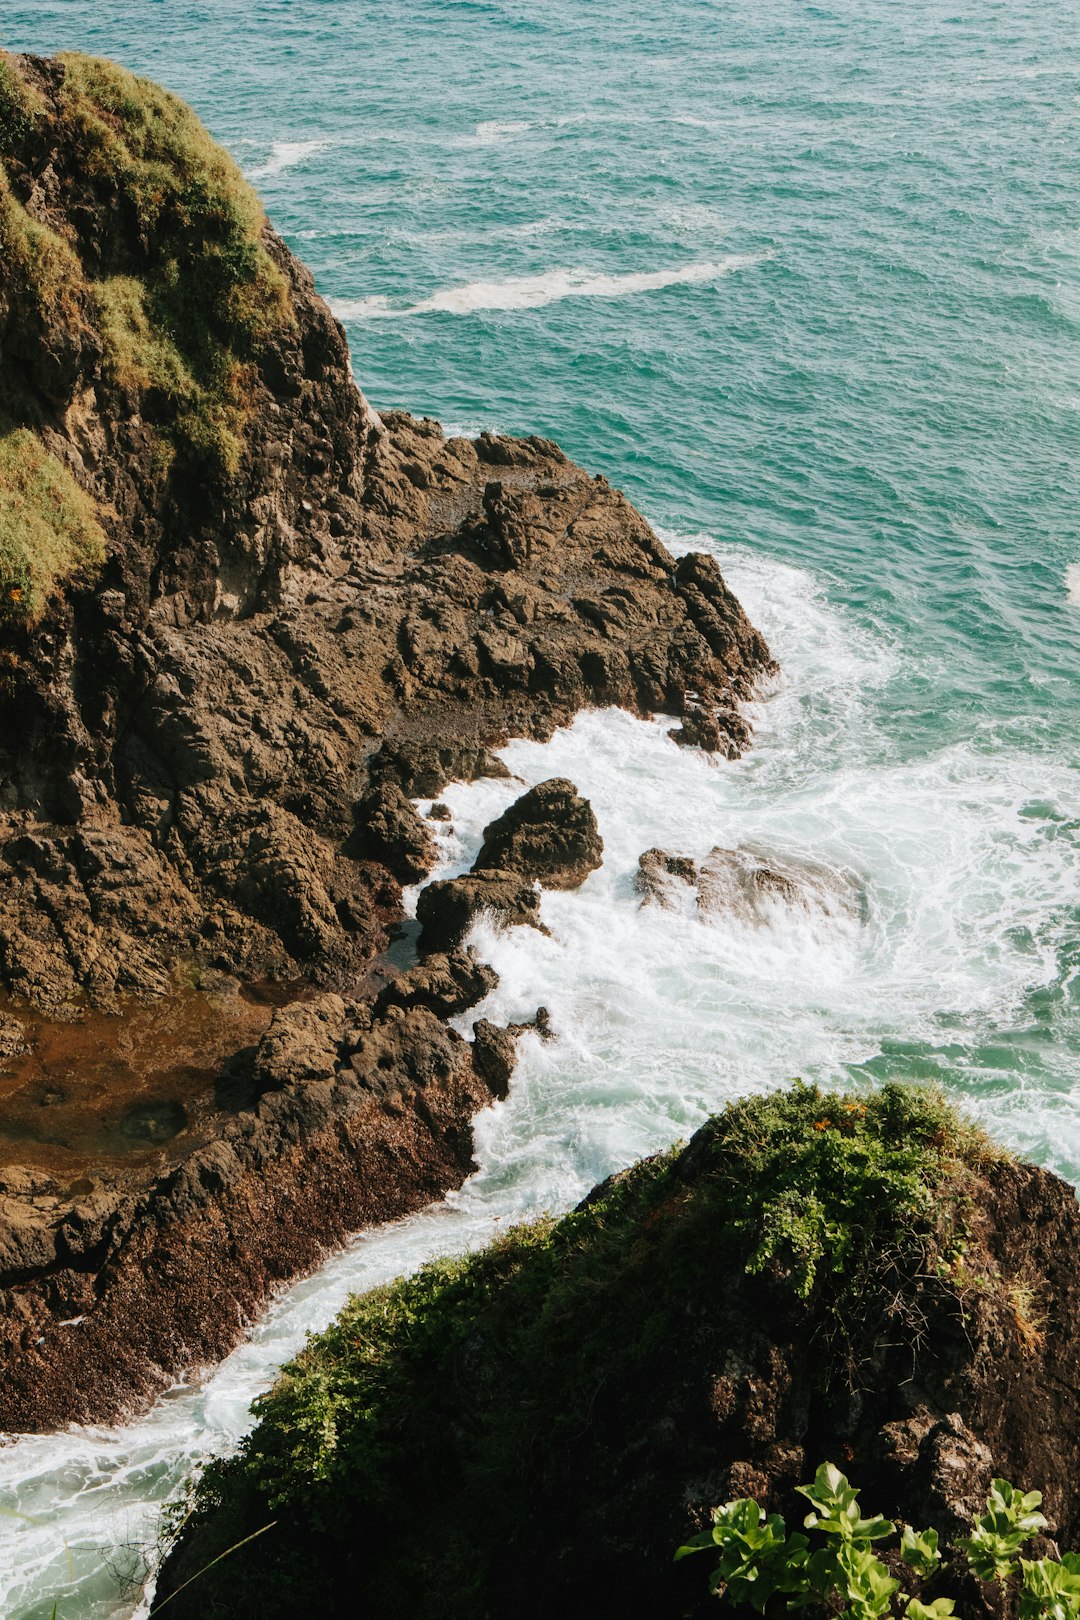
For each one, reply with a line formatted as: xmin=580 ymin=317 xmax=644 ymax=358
xmin=0 ymin=50 xmax=774 ymax=1429
xmin=154 ymin=1084 xmax=1080 ymax=1620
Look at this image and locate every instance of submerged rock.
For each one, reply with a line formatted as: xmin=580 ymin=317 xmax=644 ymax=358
xmin=475 ymin=778 xmax=603 ymax=890
xmin=636 ymin=843 xmax=862 ymax=925
xmin=635 ymin=846 xmax=699 ymax=908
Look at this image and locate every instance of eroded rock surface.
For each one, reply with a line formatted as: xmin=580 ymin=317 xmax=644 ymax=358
xmin=0 ymin=51 xmax=774 ymax=1426
xmin=475 ymin=778 xmax=603 ymax=890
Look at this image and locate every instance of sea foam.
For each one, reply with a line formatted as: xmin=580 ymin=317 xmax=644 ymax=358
xmin=247 ymin=138 xmax=330 ymax=179
xmin=331 ymin=254 xmax=764 ymax=319
xmin=5 ymin=545 xmax=1078 ymax=1620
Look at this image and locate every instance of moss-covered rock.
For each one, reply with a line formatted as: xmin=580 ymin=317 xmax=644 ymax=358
xmin=0 ymin=46 xmax=293 ymax=582
xmin=155 ymin=1082 xmax=1080 ymax=1620
xmin=0 ymin=427 xmax=105 ymax=619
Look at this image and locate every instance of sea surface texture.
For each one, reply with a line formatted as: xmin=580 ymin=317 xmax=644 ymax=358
xmin=3 ymin=2 xmax=1080 ymax=1615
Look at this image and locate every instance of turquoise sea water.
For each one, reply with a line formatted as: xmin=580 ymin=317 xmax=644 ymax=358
xmin=2 ymin=3 xmax=1080 ymax=1614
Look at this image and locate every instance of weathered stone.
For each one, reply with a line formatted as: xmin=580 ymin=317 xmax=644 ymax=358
xmin=476 ymin=778 xmax=603 ymax=891
xmin=415 ymin=870 xmax=543 ymax=954
xmin=375 ymin=952 xmax=498 ymax=1020
xmin=471 ymin=1019 xmax=518 ymax=1099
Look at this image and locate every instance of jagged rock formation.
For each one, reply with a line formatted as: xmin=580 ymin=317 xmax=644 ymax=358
xmin=155 ymin=1084 xmax=1080 ymax=1620
xmin=0 ymin=42 xmax=773 ymax=1009
xmin=0 ymin=50 xmax=774 ymax=1427
xmin=475 ymin=777 xmax=603 ymax=890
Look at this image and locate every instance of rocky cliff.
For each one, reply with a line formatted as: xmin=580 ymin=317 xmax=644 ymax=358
xmin=0 ymin=51 xmax=774 ymax=1427
xmin=155 ymin=1083 xmax=1080 ymax=1620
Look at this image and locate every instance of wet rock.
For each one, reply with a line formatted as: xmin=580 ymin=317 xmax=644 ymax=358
xmin=427 ymin=802 xmax=452 ymax=822
xmin=0 ymin=1010 xmax=29 ymax=1062
xmin=348 ymin=780 xmax=437 ymax=885
xmin=476 ymin=778 xmax=603 ymax=891
xmin=696 ymin=847 xmax=804 ymax=918
xmin=635 ymin=848 xmax=699 ymax=908
xmin=416 ymin=870 xmax=543 ymax=954
xmin=471 ymin=1019 xmax=519 ymax=1099
xmin=375 ymin=951 xmax=498 ymax=1020
xmin=118 ymin=1100 xmax=188 ymax=1144
xmin=636 ymin=845 xmax=862 ymax=926
xmin=669 ymin=703 xmax=753 ymax=759
xmin=696 ymin=847 xmax=861 ymax=924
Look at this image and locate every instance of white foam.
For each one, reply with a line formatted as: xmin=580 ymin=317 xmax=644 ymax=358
xmin=4 ymin=540 xmax=1079 ymax=1619
xmin=1066 ymin=562 xmax=1080 ymax=603
xmin=247 ymin=138 xmax=330 ymax=179
xmin=471 ymin=119 xmax=531 ymax=144
xmin=331 ymin=254 xmax=765 ymax=320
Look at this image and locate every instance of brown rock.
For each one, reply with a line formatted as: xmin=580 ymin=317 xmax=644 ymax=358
xmin=415 ymin=870 xmax=543 ymax=954
xmin=471 ymin=1019 xmax=518 ymax=1099
xmin=375 ymin=951 xmax=498 ymax=1020
xmin=476 ymin=778 xmax=603 ymax=890
xmin=635 ymin=848 xmax=699 ymax=908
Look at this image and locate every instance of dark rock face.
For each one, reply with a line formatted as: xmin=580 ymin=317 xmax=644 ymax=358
xmin=476 ymin=778 xmax=603 ymax=891
xmin=416 ymin=869 xmax=544 ymax=954
xmin=0 ymin=993 xmax=501 ymax=1430
xmin=470 ymin=1018 xmax=518 ymax=1099
xmin=347 ymin=779 xmax=437 ymax=885
xmin=0 ymin=52 xmax=774 ymax=1427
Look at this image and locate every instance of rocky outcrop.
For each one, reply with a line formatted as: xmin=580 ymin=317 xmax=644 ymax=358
xmin=475 ymin=778 xmax=603 ymax=890
xmin=0 ymin=51 xmax=774 ymax=1426
xmin=374 ymin=950 xmax=498 ymax=1020
xmin=415 ymin=869 xmax=544 ymax=954
xmin=0 ymin=993 xmax=506 ymax=1431
xmin=155 ymin=1084 xmax=1080 ymax=1620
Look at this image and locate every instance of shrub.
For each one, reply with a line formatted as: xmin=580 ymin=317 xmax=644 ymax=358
xmin=0 ymin=429 xmax=106 ymax=621
xmin=677 ymin=1462 xmax=1077 ymax=1619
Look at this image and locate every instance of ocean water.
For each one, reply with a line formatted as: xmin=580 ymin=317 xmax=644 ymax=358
xmin=3 ymin=2 xmax=1080 ymax=1614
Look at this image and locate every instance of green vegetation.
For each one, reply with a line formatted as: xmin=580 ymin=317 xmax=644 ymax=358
xmin=168 ymin=1082 xmax=998 ymax=1617
xmin=0 ymin=49 xmax=292 ymax=481
xmin=0 ymin=52 xmax=46 ymax=155
xmin=0 ymin=429 xmax=106 ymax=620
xmin=0 ymin=163 xmax=90 ymax=333
xmin=678 ymin=1462 xmax=1077 ymax=1619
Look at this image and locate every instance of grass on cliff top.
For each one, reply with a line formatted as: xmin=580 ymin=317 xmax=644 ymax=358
xmin=0 ymin=429 xmax=106 ymax=621
xmin=174 ymin=1082 xmax=998 ymax=1618
xmin=0 ymin=50 xmax=292 ymax=492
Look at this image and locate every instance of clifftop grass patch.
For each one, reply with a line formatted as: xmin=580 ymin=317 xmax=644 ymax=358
xmin=0 ymin=430 xmax=106 ymax=621
xmin=0 ymin=49 xmax=292 ymax=486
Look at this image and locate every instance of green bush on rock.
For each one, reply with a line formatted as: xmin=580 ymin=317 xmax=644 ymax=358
xmin=158 ymin=1082 xmax=1002 ymax=1618
xmin=0 ymin=49 xmax=292 ymax=482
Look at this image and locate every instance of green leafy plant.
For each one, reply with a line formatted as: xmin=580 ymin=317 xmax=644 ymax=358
xmin=679 ymin=1464 xmax=1068 ymax=1617
xmin=963 ymin=1480 xmax=1047 ymax=1584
